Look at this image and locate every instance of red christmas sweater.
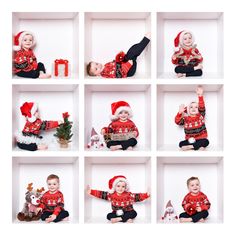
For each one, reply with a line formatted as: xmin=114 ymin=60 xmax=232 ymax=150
xmin=39 ymin=190 xmax=65 ymax=216
xmin=101 ymin=51 xmax=132 ymax=78
xmin=172 ymin=47 xmax=203 ymax=67
xmin=175 ymin=96 xmax=207 ymax=140
xmin=182 ymin=191 xmax=211 ymax=215
xmin=22 ymin=119 xmax=59 ymax=136
xmin=90 ymin=190 xmax=149 ymax=212
xmin=103 ymin=119 xmax=139 ymax=137
xmin=13 ymin=48 xmax=38 ymax=73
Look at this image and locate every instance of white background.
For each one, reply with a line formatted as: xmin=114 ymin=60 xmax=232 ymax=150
xmin=0 ymin=0 xmax=234 ymax=236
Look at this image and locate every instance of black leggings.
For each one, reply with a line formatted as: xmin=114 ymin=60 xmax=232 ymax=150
xmin=175 ymin=66 xmax=202 ymax=77
xmin=124 ymin=36 xmax=150 ymax=77
xmin=41 ymin=210 xmax=69 ymax=223
xmin=107 ymin=138 xmax=137 ymax=150
xmin=107 ymin=210 xmax=137 ymax=223
xmin=16 ymin=62 xmax=46 ymax=78
xmin=17 ymin=142 xmax=38 ymax=151
xmin=179 ymin=210 xmax=209 ymax=223
xmin=179 ymin=138 xmax=209 ymax=150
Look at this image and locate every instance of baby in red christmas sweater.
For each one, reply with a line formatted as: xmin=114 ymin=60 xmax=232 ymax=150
xmin=36 ymin=174 xmax=69 ymax=223
xmin=179 ymin=177 xmax=210 ymax=223
xmin=87 ymin=175 xmax=150 ymax=223
xmin=175 ymin=86 xmax=209 ymax=151
xmin=102 ymin=101 xmax=139 ymax=151
xmin=13 ymin=31 xmax=51 ymax=79
xmin=87 ymin=33 xmax=150 ymax=78
xmin=172 ymin=30 xmax=203 ymax=78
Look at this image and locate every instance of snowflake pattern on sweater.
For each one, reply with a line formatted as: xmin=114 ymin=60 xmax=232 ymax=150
xmin=175 ymin=96 xmax=208 ymax=140
xmin=38 ymin=191 xmax=65 ymax=216
xmin=90 ymin=190 xmax=149 ymax=212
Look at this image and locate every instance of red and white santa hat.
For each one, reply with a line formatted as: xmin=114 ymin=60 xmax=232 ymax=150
xmin=110 ymin=101 xmax=133 ymax=121
xmin=108 ymin=175 xmax=129 ymax=194
xmin=174 ymin=30 xmax=195 ymax=51
xmin=13 ymin=31 xmax=36 ymax=51
xmin=20 ymin=102 xmax=38 ymax=123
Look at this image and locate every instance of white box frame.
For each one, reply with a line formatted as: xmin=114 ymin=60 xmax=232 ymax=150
xmin=84 ymin=12 xmax=151 ymax=79
xmin=157 ymin=156 xmax=223 ymax=223
xmin=12 ymin=84 xmax=79 ymax=151
xmin=84 ymin=156 xmax=151 ymax=223
xmin=12 ymin=12 xmax=79 ymax=79
xmin=156 ymin=84 xmax=224 ymax=151
xmin=84 ymin=84 xmax=151 ymax=151
xmin=12 ymin=156 xmax=79 ymax=223
xmin=156 ymin=12 xmax=224 ymax=79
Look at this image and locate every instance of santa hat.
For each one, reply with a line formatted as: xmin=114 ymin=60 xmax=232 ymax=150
xmin=166 ymin=200 xmax=173 ymax=208
xmin=20 ymin=102 xmax=38 ymax=123
xmin=13 ymin=31 xmax=36 ymax=51
xmin=91 ymin=127 xmax=98 ymax=137
xmin=110 ymin=101 xmax=133 ymax=121
xmin=174 ymin=30 xmax=195 ymax=51
xmin=108 ymin=175 xmax=129 ymax=194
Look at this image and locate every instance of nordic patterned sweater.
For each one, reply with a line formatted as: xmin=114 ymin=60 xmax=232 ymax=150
xmin=103 ymin=119 xmax=139 ymax=137
xmin=90 ymin=190 xmax=149 ymax=212
xmin=182 ymin=191 xmax=211 ymax=215
xmin=175 ymin=96 xmax=208 ymax=140
xmin=101 ymin=51 xmax=132 ymax=78
xmin=172 ymin=47 xmax=203 ymax=67
xmin=38 ymin=190 xmax=65 ymax=216
xmin=13 ymin=48 xmax=38 ymax=73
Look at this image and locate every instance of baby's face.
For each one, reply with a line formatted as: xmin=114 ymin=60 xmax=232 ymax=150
xmin=182 ymin=33 xmax=193 ymax=47
xmin=115 ymin=181 xmax=126 ymax=195
xmin=118 ymin=110 xmax=129 ymax=121
xmin=90 ymin=62 xmax=103 ymax=76
xmin=47 ymin=178 xmax=60 ymax=193
xmin=21 ymin=34 xmax=33 ymax=50
xmin=188 ymin=179 xmax=200 ymax=195
xmin=189 ymin=102 xmax=199 ymax=116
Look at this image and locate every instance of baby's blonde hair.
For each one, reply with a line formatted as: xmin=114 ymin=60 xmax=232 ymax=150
xmin=187 ymin=176 xmax=199 ymax=186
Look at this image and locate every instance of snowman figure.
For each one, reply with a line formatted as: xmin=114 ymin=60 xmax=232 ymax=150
xmin=161 ymin=200 xmax=178 ymax=223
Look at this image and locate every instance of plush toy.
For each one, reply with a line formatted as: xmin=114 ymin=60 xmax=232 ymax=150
xmin=17 ymin=183 xmax=45 ymax=221
xmin=161 ymin=200 xmax=178 ymax=223
xmin=87 ymin=128 xmax=105 ymax=149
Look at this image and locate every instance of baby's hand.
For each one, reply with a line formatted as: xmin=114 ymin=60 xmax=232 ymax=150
xmin=196 ymin=86 xmax=204 ymax=96
xmin=86 ymin=185 xmax=91 ymax=195
xmin=36 ymin=207 xmax=42 ymax=214
xmin=196 ymin=206 xmax=202 ymax=212
xmin=179 ymin=104 xmax=185 ymax=114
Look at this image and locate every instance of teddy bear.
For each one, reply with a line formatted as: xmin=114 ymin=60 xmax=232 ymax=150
xmin=17 ymin=183 xmax=45 ymax=221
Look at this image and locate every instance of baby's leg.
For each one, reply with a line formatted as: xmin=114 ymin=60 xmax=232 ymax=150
xmin=120 ymin=138 xmax=137 ymax=150
xmin=125 ymin=37 xmax=150 ymax=61
xmin=53 ymin=210 xmax=69 ymax=223
xmin=107 ymin=212 xmax=122 ymax=223
xmin=179 ymin=140 xmax=194 ymax=151
xmin=107 ymin=140 xmax=122 ymax=151
xmin=37 ymin=62 xmax=51 ymax=78
xmin=193 ymin=139 xmax=209 ymax=150
xmin=17 ymin=142 xmax=38 ymax=151
xmin=179 ymin=212 xmax=193 ymax=223
xmin=121 ymin=210 xmax=137 ymax=223
xmin=186 ymin=69 xmax=203 ymax=77
xmin=16 ymin=70 xmax=40 ymax=79
xmin=191 ymin=210 xmax=209 ymax=223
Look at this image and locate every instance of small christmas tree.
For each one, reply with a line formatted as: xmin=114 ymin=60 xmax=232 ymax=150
xmin=54 ymin=112 xmax=73 ymax=148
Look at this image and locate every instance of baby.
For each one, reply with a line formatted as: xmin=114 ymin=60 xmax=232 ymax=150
xmin=101 ymin=101 xmax=139 ymax=151
xmin=175 ymin=86 xmax=209 ymax=151
xmin=13 ymin=31 xmax=51 ymax=79
xmin=37 ymin=174 xmax=69 ymax=223
xmin=16 ymin=102 xmax=61 ymax=151
xmin=87 ymin=33 xmax=150 ymax=78
xmin=179 ymin=177 xmax=211 ymax=223
xmin=172 ymin=30 xmax=203 ymax=78
xmin=87 ymin=175 xmax=150 ymax=223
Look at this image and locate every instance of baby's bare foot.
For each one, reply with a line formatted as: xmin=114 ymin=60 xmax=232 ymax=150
xmin=145 ymin=32 xmax=151 ymax=39
xmin=179 ymin=218 xmax=192 ymax=223
xmin=127 ymin=147 xmax=133 ymax=151
xmin=177 ymin=73 xmax=186 ymax=78
xmin=199 ymin=147 xmax=206 ymax=151
xmin=39 ymin=73 xmax=51 ymax=79
xmin=110 ymin=145 xmax=122 ymax=151
xmin=198 ymin=218 xmax=205 ymax=223
xmin=37 ymin=144 xmax=48 ymax=150
xmin=127 ymin=219 xmax=133 ymax=223
xmin=181 ymin=145 xmax=193 ymax=151
xmin=111 ymin=218 xmax=121 ymax=223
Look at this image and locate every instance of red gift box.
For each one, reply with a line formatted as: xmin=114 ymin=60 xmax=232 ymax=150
xmin=54 ymin=59 xmax=69 ymax=77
